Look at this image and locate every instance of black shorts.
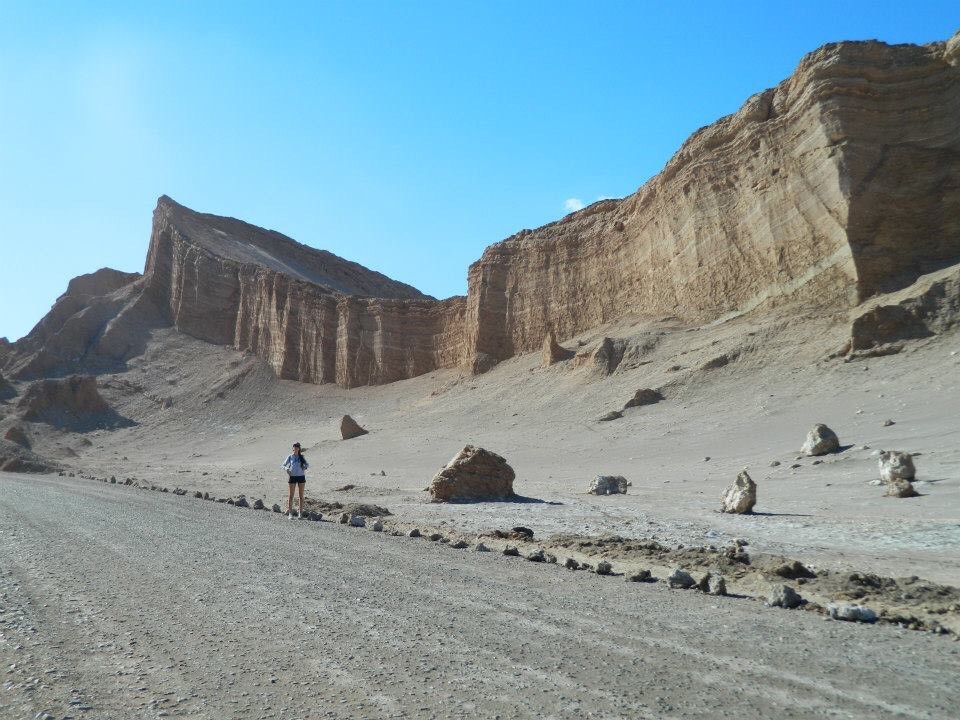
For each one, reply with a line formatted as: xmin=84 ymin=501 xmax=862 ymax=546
xmin=288 ymin=475 xmax=306 ymax=484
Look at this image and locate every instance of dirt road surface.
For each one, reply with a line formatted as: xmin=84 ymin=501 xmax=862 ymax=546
xmin=1 ymin=474 xmax=957 ymax=719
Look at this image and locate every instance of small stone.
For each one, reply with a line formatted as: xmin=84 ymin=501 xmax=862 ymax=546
xmin=503 ymin=545 xmax=520 ymax=556
xmin=525 ymin=548 xmax=546 ymax=562
xmin=272 ymin=503 xmax=282 ymax=513
xmin=827 ymin=603 xmax=877 ymax=623
xmin=110 ymin=476 xmax=116 ymax=483
xmin=233 ymin=496 xmax=249 ymax=508
xmin=473 ymin=542 xmax=489 ymax=552
xmin=564 ymin=558 xmax=580 ymax=570
xmin=597 ymin=410 xmax=623 ymax=422
xmin=252 ymin=498 xmax=265 ymax=510
xmin=668 ymin=568 xmax=696 ymax=589
xmin=588 ymin=475 xmax=629 ymax=495
xmin=407 ymin=528 xmax=422 ymax=538
xmin=884 ymin=479 xmax=918 ymax=498
xmin=595 ymin=561 xmax=613 ymax=575
xmin=769 ymin=460 xmax=781 ymax=467
xmin=790 ymin=463 xmax=802 ymax=469
xmin=340 ymin=415 xmax=369 ymax=440
xmin=626 ymin=569 xmax=651 ymax=582
xmin=707 ymin=574 xmax=727 ymax=596
xmin=428 ymin=532 xmax=443 ymax=541
xmin=194 ymin=491 xmax=203 ymax=499
xmin=450 ymin=538 xmax=468 ymax=548
xmin=371 ymin=518 xmax=384 ymax=532
xmin=348 ymin=515 xmax=366 ymax=528
xmin=338 ymin=512 xmax=350 ymax=524
xmin=544 ymin=553 xmax=557 ymax=563
xmin=883 ymin=419 xmax=895 ymax=427
xmin=766 ymin=584 xmax=803 ymax=609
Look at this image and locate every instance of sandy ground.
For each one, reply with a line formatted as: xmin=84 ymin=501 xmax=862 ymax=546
xmin=2 ymin=474 xmax=959 ymax=720
xmin=57 ymin=312 xmax=960 ymax=589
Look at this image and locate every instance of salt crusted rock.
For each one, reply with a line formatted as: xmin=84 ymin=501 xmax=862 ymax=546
xmin=340 ymin=415 xmax=368 ymax=440
xmin=720 ymin=470 xmax=756 ymax=514
xmin=429 ymin=445 xmax=515 ymax=502
xmin=878 ymin=450 xmax=916 ymax=483
xmin=801 ymin=424 xmax=839 ymax=456
xmin=587 ymin=475 xmax=628 ymax=495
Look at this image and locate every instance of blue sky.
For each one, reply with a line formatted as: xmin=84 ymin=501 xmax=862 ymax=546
xmin=0 ymin=2 xmax=956 ymax=340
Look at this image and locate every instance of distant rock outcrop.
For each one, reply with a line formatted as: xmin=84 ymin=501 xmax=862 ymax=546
xmin=430 ymin=445 xmax=515 ymax=502
xmin=623 ymin=388 xmax=664 ymax=409
xmin=15 ymin=375 xmax=131 ymax=431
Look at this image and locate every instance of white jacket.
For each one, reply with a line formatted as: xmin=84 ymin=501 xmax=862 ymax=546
xmin=281 ymin=453 xmax=309 ymax=476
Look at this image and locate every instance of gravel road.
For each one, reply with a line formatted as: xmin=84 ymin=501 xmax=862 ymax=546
xmin=1 ymin=474 xmax=957 ymax=719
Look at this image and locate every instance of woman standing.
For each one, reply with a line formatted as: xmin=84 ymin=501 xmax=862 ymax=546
xmin=281 ymin=442 xmax=309 ymax=519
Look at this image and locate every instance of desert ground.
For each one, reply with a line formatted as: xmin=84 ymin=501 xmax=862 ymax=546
xmin=3 ymin=303 xmax=960 ymax=717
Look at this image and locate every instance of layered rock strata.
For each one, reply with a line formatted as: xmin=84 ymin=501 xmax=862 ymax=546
xmin=6 ymin=33 xmax=960 ymax=387
xmin=465 ymin=34 xmax=960 ymax=366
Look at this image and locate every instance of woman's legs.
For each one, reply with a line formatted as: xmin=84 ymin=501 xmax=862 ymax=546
xmin=297 ymin=481 xmax=305 ymax=515
xmin=287 ymin=482 xmax=295 ymax=514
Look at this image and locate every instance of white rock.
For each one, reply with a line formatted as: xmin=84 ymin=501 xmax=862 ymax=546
xmin=878 ymin=450 xmax=916 ymax=483
xmin=801 ymin=424 xmax=839 ymax=456
xmin=720 ymin=470 xmax=756 ymax=514
xmin=827 ymin=603 xmax=877 ymax=623
xmin=588 ymin=475 xmax=628 ymax=495
xmin=766 ymin=584 xmax=802 ymax=609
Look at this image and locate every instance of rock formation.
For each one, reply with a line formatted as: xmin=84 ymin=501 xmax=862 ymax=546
xmin=6 ymin=32 xmax=960 ymax=388
xmin=340 ymin=415 xmax=368 ymax=440
xmin=878 ymin=450 xmax=916 ymax=483
xmin=801 ymin=424 xmax=840 ymax=456
xmin=15 ymin=375 xmax=129 ymax=431
xmin=540 ymin=330 xmax=574 ymax=366
xmin=587 ymin=475 xmax=628 ymax=495
xmin=465 ymin=34 xmax=960 ymax=370
xmin=623 ymin=388 xmax=664 ymax=409
xmin=429 ymin=445 xmax=516 ymax=502
xmin=720 ymin=470 xmax=757 ymax=514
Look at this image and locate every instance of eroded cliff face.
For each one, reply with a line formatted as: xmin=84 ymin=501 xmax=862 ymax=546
xmin=8 ymin=33 xmax=960 ymax=387
xmin=143 ymin=198 xmax=466 ymax=387
xmin=465 ymin=35 xmax=960 ymax=364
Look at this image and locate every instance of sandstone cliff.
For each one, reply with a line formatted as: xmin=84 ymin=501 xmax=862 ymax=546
xmin=6 ymin=32 xmax=960 ymax=387
xmin=142 ymin=197 xmax=467 ymax=387
xmin=465 ymin=34 xmax=960 ymax=365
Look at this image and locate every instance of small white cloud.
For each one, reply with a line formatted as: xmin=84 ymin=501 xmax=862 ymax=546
xmin=564 ymin=197 xmax=585 ymax=213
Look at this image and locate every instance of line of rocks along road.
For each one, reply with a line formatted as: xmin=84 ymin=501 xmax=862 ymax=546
xmin=1 ymin=472 xmax=958 ymax=719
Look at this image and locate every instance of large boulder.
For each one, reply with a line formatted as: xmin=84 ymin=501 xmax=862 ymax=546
xmin=340 ymin=415 xmax=368 ymax=440
xmin=801 ymin=424 xmax=840 ymax=456
xmin=587 ymin=475 xmax=628 ymax=495
xmin=720 ymin=470 xmax=756 ymax=514
xmin=541 ymin=330 xmax=574 ymax=367
xmin=623 ymin=388 xmax=663 ymax=409
xmin=878 ymin=450 xmax=916 ymax=483
xmin=429 ymin=445 xmax=515 ymax=502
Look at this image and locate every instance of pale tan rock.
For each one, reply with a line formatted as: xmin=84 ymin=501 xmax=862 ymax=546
xmin=720 ymin=470 xmax=757 ymax=514
xmin=879 ymin=451 xmax=916 ymax=483
xmin=541 ymin=330 xmax=573 ymax=367
xmin=429 ymin=445 xmax=515 ymax=502
xmin=340 ymin=415 xmax=368 ymax=440
xmin=801 ymin=424 xmax=840 ymax=456
xmin=884 ymin=479 xmax=919 ymax=498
